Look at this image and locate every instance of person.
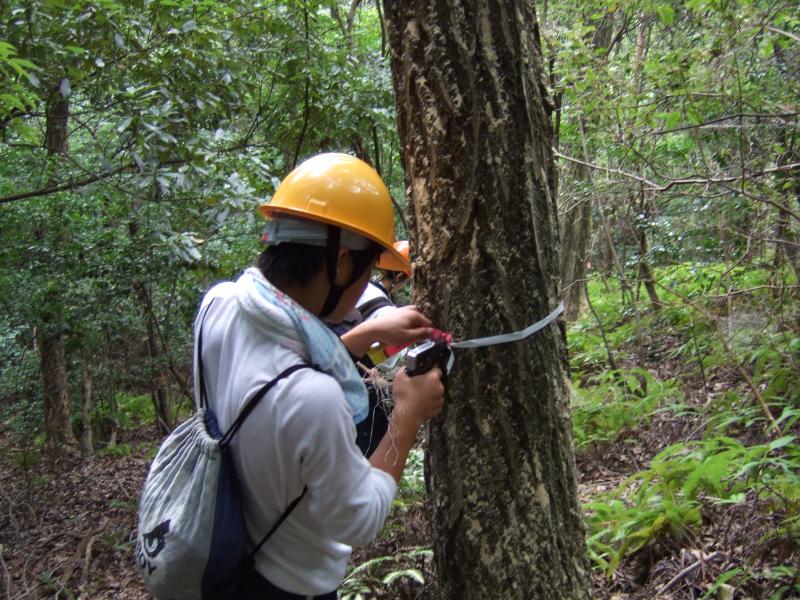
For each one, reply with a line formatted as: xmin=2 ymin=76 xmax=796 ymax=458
xmin=330 ymin=240 xmax=414 ymax=457
xmin=372 ymin=239 xmax=411 ymax=304
xmin=194 ymin=153 xmax=444 ymax=599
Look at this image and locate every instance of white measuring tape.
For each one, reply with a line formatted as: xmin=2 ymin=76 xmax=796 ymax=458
xmin=450 ymin=301 xmax=565 ymax=349
xmin=420 ymin=301 xmax=564 ymax=375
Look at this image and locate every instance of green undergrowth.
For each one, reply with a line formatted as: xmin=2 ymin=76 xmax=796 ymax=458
xmin=340 ymin=547 xmax=432 ymax=600
xmin=585 ymin=435 xmax=800 ymax=575
xmin=570 ymin=261 xmax=800 ymax=593
xmin=571 ymin=368 xmax=682 ymax=449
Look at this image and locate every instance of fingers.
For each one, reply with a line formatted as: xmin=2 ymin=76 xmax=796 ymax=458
xmin=396 ymin=305 xmax=433 ymax=327
xmin=373 ymin=306 xmax=435 ymax=346
xmin=420 ymin=367 xmax=445 ymax=419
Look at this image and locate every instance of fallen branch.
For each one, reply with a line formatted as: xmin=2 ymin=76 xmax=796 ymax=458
xmin=80 ymin=533 xmax=99 ymax=590
xmin=657 ymin=550 xmax=722 ymax=594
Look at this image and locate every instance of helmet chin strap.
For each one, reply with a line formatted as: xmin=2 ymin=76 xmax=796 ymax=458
xmin=320 ymin=226 xmax=344 ymax=318
xmin=319 ymin=225 xmax=381 ymax=318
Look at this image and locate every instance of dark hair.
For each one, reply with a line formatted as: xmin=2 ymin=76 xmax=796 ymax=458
xmin=258 ymin=243 xmax=327 ymax=287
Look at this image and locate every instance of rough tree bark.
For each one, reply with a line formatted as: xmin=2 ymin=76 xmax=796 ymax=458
xmin=80 ymin=365 xmax=94 ymax=456
xmin=559 ymin=162 xmax=592 ymax=321
xmin=37 ymin=326 xmax=75 ymax=447
xmin=39 ymin=91 xmax=76 ymax=448
xmin=384 ymin=2 xmax=591 ymax=598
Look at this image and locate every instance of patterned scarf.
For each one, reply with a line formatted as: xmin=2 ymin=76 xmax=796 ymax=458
xmin=234 ymin=267 xmax=368 ymax=424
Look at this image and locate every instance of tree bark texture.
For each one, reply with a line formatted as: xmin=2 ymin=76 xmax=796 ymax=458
xmin=559 ymin=160 xmax=592 ymax=322
xmin=37 ymin=91 xmax=76 ymax=448
xmin=37 ymin=329 xmax=75 ymax=447
xmin=384 ymin=2 xmax=591 ymax=598
xmin=81 ymin=365 xmax=94 ymax=456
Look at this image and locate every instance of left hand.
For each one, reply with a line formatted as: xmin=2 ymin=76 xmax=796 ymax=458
xmin=340 ymin=306 xmax=434 ymax=357
xmin=369 ymin=305 xmax=433 ymax=347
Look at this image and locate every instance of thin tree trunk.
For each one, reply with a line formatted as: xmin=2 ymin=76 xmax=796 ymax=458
xmin=637 ymin=234 xmax=662 ymax=309
xmin=38 ymin=91 xmax=76 ymax=449
xmin=384 ymin=2 xmax=591 ymax=598
xmin=557 ymin=10 xmax=615 ymax=322
xmin=107 ymin=393 xmax=119 ymax=448
xmin=629 ymin=16 xmax=661 ymax=311
xmin=633 ymin=199 xmax=662 ymax=310
xmin=560 ymin=120 xmax=594 ymax=321
xmin=81 ymin=365 xmax=94 ymax=456
xmin=37 ymin=328 xmax=75 ymax=447
xmin=134 ymin=281 xmax=171 ymax=434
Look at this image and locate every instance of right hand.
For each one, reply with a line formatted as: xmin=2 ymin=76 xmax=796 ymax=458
xmin=391 ymin=367 xmax=445 ymax=431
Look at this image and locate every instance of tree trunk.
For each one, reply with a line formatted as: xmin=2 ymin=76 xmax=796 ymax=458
xmin=560 ymin=126 xmax=592 ymax=322
xmin=632 ymin=194 xmax=662 ymax=310
xmin=134 ymin=280 xmax=171 ymax=434
xmin=37 ymin=91 xmax=76 ymax=449
xmin=384 ymin=2 xmax=591 ymax=599
xmin=558 ymin=11 xmax=615 ymax=322
xmin=80 ymin=365 xmax=94 ymax=456
xmin=45 ymin=94 xmax=69 ymax=155
xmin=37 ymin=329 xmax=75 ymax=447
xmin=559 ymin=175 xmax=591 ymax=321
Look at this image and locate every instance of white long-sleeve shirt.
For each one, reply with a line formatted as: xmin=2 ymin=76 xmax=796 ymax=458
xmin=194 ymin=282 xmax=397 ymax=595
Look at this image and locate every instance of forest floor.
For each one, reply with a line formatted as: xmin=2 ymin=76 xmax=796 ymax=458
xmin=0 ymin=324 xmax=797 ymax=599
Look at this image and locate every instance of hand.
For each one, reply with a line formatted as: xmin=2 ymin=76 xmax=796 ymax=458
xmin=391 ymin=366 xmax=445 ymax=431
xmin=370 ymin=305 xmax=433 ymax=347
xmin=369 ymin=366 xmax=445 ymax=483
xmin=339 ymin=306 xmax=434 ymax=358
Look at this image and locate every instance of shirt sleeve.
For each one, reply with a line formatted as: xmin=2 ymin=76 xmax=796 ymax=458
xmin=277 ymin=370 xmax=398 ymax=547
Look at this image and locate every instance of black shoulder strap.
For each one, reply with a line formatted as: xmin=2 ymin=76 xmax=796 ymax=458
xmin=196 ymin=299 xmax=217 ymax=411
xmin=250 ymin=486 xmax=308 ymax=558
xmin=358 ymin=295 xmax=394 ymax=320
xmin=226 ymin=363 xmax=319 ymax=580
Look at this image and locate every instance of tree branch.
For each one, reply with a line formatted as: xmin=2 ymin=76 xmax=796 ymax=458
xmin=652 ymin=112 xmax=798 ymax=135
xmin=552 ymin=149 xmax=800 ymax=219
xmin=767 ymin=25 xmax=800 ymax=44
xmin=0 ymin=159 xmax=186 ymax=205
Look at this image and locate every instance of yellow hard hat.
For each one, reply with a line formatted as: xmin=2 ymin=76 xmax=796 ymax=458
xmin=259 ymin=153 xmax=411 ymax=273
xmin=377 ymin=240 xmax=411 ymax=275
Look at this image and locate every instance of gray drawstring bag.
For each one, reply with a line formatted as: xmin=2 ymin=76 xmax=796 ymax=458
xmin=136 ymin=301 xmax=312 ymax=599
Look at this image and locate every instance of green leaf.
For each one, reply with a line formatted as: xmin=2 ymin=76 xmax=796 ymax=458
xmin=664 ymin=111 xmax=681 ymax=130
xmin=655 ymin=4 xmax=675 ymax=25
xmin=381 ymin=569 xmax=425 ymax=585
xmin=768 ymin=436 xmax=795 ymax=451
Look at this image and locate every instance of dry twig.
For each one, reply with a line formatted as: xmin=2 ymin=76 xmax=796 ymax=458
xmin=657 ymin=550 xmax=722 ymax=594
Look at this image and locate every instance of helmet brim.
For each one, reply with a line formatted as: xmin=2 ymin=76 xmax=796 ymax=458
xmin=377 ymin=249 xmax=412 ymax=275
